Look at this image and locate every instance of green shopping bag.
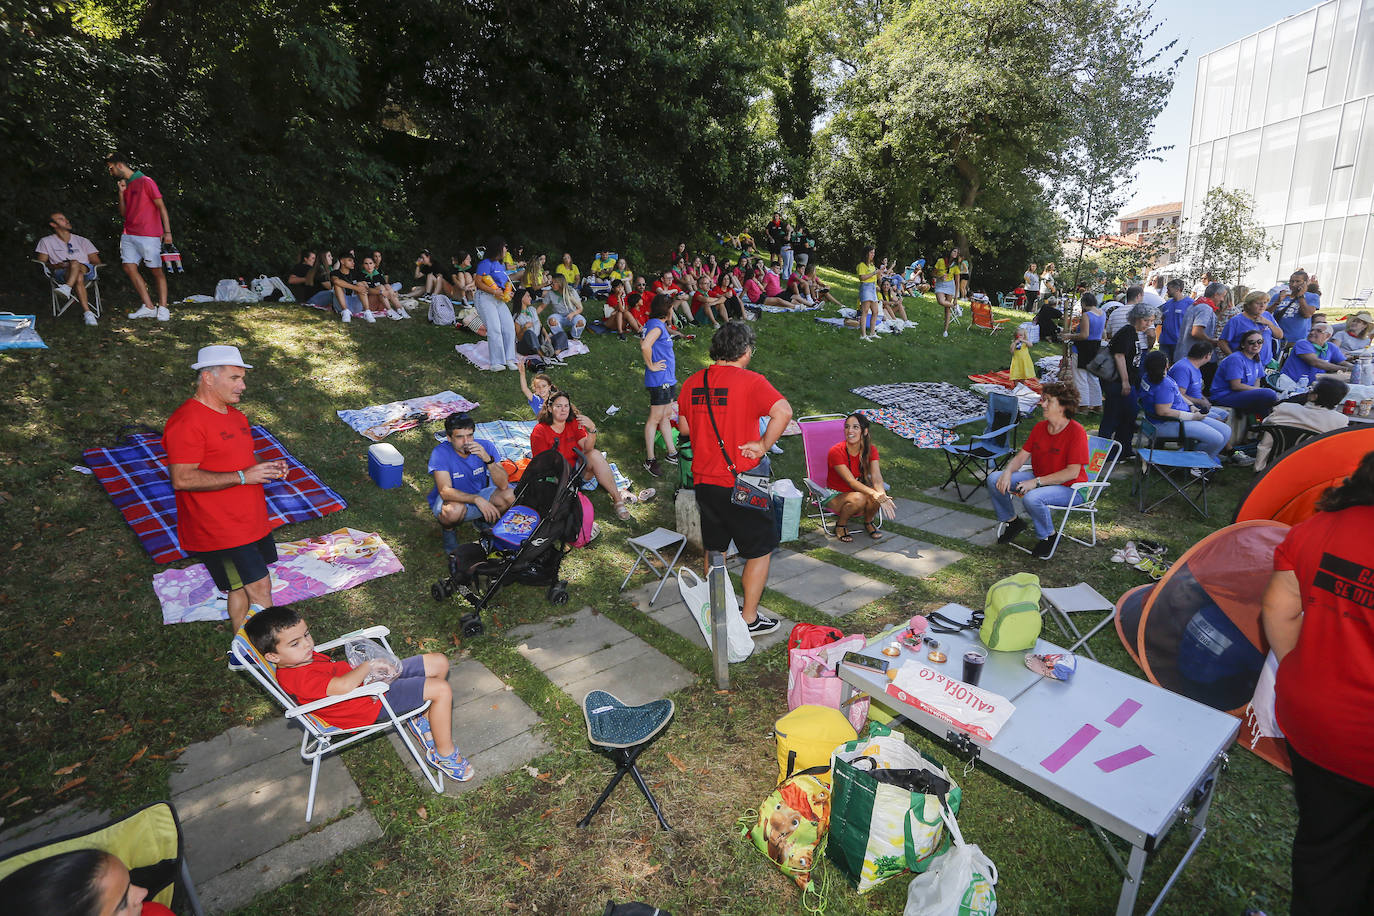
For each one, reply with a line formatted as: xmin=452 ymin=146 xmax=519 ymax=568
xmin=825 ymin=723 xmax=961 ymax=893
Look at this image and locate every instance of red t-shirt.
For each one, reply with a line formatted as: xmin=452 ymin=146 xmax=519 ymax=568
xmin=632 ymin=291 xmax=653 ymax=326
xmin=163 ymin=398 xmax=273 ymax=552
xmin=275 ymin=653 xmax=380 ymax=729
xmin=121 ymin=172 xmax=164 ymax=237
xmin=826 ymin=442 xmax=879 ymax=492
xmin=679 ymin=365 xmax=784 ymax=487
xmin=530 ymin=418 xmax=589 ymax=465
xmin=1272 ymin=505 xmax=1374 ymax=786
xmin=143 ymin=903 xmax=176 ymax=916
xmin=1023 ymin=420 xmax=1089 ymax=485
xmin=652 ymin=280 xmax=680 ymax=295
xmin=608 ymin=291 xmax=626 ymax=311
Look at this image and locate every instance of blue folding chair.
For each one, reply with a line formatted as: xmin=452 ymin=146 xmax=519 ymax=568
xmin=939 ymin=391 xmax=1022 ymax=501
xmin=1133 ymin=411 xmax=1222 ymax=517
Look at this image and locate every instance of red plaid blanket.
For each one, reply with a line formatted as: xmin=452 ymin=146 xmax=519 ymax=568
xmin=83 ymin=428 xmax=347 ymax=564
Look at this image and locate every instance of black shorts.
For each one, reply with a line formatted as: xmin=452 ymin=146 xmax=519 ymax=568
xmin=647 ymin=383 xmax=677 ymax=406
xmin=194 ymin=533 xmax=277 ymax=592
xmin=694 ymin=483 xmax=778 ymax=560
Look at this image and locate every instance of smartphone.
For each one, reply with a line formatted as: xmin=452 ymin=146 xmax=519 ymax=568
xmin=841 ymin=652 xmax=889 ymax=675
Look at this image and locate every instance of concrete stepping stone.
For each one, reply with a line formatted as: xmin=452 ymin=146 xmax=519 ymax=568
xmin=851 ymin=534 xmax=965 ymax=579
xmin=923 ymin=483 xmax=994 ymax=511
xmin=917 ymin=509 xmax=1001 ymax=544
xmin=508 ymin=607 xmax=695 ymax=706
xmin=622 ymin=579 xmax=791 ymax=653
xmin=0 ymin=801 xmax=118 ymax=859
xmin=388 ymin=657 xmax=549 ymax=797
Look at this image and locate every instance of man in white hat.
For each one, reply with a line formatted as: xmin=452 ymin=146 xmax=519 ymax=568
xmin=164 ymin=345 xmax=287 ymax=632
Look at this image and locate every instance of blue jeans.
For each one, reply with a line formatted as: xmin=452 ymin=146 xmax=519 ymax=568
xmin=780 ymin=247 xmax=794 ymax=279
xmin=1148 ymin=416 xmax=1231 ymax=459
xmin=307 ymin=289 xmax=334 ymax=307
xmin=987 ymin=470 xmax=1084 ymax=539
xmin=1211 ymin=387 xmax=1279 ymax=417
xmin=475 ymin=290 xmax=516 ymax=365
xmin=548 ymin=312 xmax=586 ymax=339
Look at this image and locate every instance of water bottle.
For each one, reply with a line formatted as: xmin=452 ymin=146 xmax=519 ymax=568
xmin=1358 ymin=357 xmax=1372 ymax=387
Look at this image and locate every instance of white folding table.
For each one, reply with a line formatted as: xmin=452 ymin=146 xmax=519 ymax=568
xmin=839 ymin=604 xmax=1239 ymax=915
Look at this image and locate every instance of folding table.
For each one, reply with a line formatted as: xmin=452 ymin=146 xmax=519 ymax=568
xmin=839 ymin=604 xmax=1239 ymax=915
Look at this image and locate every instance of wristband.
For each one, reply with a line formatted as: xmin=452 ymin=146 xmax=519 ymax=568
xmin=483 ymin=458 xmax=494 ymax=466
xmin=237 ymin=470 xmax=246 ymax=485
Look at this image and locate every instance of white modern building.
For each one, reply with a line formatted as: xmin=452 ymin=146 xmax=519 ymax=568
xmin=1181 ymin=0 xmax=1374 ymax=304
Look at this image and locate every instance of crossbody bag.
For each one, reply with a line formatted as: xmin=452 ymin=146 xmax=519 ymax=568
xmin=702 ymin=366 xmax=773 ymax=513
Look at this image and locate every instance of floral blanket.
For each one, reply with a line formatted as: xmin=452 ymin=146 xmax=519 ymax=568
xmin=336 ymin=390 xmax=479 ymax=441
xmin=854 ymin=409 xmax=957 ymax=448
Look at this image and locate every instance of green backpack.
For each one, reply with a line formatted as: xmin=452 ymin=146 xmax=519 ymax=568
xmin=979 ymin=573 xmax=1042 ymax=651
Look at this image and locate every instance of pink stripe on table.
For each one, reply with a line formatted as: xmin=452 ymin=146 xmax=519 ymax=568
xmin=1095 ymin=745 xmax=1155 ymax=772
xmin=1041 ymin=724 xmax=1101 ymax=773
xmin=1105 ymin=699 xmax=1142 ymax=728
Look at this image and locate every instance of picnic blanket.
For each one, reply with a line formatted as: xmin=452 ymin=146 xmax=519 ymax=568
xmin=851 ymin=382 xmax=987 ymax=427
xmin=83 ymin=427 xmax=348 ymax=564
xmin=152 ymin=527 xmax=401 ymax=624
xmin=756 ymin=303 xmax=821 ymax=314
xmin=855 ymin=408 xmax=958 ymax=448
xmin=434 ymin=419 xmax=634 ymax=491
xmin=456 ymin=340 xmax=589 ymax=370
xmin=336 ymin=390 xmax=479 ymax=441
xmin=0 ymin=313 xmax=47 ymax=350
xmin=968 ymin=369 xmax=1043 ymax=394
xmin=970 ymin=382 xmax=1042 ymax=416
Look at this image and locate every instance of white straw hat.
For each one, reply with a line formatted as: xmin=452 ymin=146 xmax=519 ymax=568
xmin=191 ymin=345 xmax=252 ymax=370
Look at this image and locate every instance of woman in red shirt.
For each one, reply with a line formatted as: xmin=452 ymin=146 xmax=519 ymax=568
xmin=530 ymin=391 xmax=630 ymax=520
xmin=1261 ymin=450 xmax=1374 ymax=915
xmin=824 ymin=413 xmax=896 ymax=541
xmin=605 ymin=278 xmax=641 ymax=339
xmin=988 ymin=380 xmax=1090 ymax=558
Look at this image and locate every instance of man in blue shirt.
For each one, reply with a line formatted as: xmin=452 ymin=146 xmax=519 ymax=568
xmin=1157 ymin=279 xmax=1192 ymax=360
xmin=428 ymin=413 xmax=512 ymax=551
xmin=1268 ymin=269 xmax=1320 ymax=343
xmin=1279 ymin=323 xmax=1349 ymax=388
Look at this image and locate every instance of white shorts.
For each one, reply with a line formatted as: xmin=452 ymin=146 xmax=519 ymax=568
xmin=120 ymin=234 xmax=162 ymax=268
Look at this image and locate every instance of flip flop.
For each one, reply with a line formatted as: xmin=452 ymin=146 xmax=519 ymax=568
xmin=615 ymin=502 xmax=632 ymax=521
xmin=864 ymin=522 xmax=883 ymax=540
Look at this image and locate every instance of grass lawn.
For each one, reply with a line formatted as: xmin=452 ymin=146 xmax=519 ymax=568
xmin=0 ymin=268 xmax=1293 ymax=914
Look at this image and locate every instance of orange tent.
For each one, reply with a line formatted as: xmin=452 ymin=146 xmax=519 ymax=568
xmin=1233 ymin=426 xmax=1374 ymax=526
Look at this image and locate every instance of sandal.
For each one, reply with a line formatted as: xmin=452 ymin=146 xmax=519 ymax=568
xmin=636 ymin=488 xmax=657 ymax=503
xmin=614 ymin=501 xmax=632 ymax=521
xmin=864 ymin=522 xmax=883 ymax=540
xmin=834 ymin=525 xmax=854 ymax=543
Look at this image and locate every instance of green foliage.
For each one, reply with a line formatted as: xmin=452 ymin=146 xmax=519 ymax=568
xmin=1181 ymin=187 xmax=1275 ymax=287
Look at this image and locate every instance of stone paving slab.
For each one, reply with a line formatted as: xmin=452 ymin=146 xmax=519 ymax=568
xmin=624 ymin=579 xmax=791 ymax=654
xmin=918 ymin=509 xmax=1001 ymax=543
xmin=923 ymin=483 xmax=995 ymax=510
xmin=851 ymin=535 xmax=965 ymax=579
xmin=890 ymin=497 xmax=958 ymax=529
xmin=508 ymin=607 xmax=695 ymax=705
xmin=0 ymin=801 xmax=113 ymax=858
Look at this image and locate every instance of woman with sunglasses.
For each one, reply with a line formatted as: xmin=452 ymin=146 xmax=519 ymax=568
xmin=1209 ymin=329 xmax=1279 ymax=417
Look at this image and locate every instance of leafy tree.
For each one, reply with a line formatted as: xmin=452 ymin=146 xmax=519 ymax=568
xmin=1179 ymin=187 xmax=1274 ymax=287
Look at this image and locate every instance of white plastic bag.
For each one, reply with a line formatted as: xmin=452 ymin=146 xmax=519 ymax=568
xmin=344 ymin=638 xmax=402 ymax=685
xmin=904 ymin=803 xmax=998 ymax=916
xmin=675 ymin=568 xmax=754 ymax=663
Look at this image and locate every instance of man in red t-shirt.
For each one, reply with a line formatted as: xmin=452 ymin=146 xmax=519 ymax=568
xmin=1262 ymin=456 xmax=1374 ymax=914
xmin=105 ymin=152 xmax=174 ymax=322
xmin=164 ymin=345 xmax=287 ymax=631
xmin=678 ymin=322 xmax=792 ymax=634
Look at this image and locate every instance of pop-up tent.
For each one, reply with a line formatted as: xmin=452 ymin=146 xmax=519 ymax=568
xmin=1114 ymin=520 xmax=1292 ymax=771
xmin=1234 ymin=425 xmax=1374 ymax=527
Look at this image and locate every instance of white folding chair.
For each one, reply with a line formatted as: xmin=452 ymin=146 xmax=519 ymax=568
xmin=1040 ymin=583 xmax=1116 ymax=660
xmin=231 ymin=623 xmax=443 ymax=822
xmin=620 ymin=527 xmax=688 ymax=606
xmin=1007 ymin=436 xmax=1121 ymax=560
xmin=37 ymin=259 xmax=101 ymax=319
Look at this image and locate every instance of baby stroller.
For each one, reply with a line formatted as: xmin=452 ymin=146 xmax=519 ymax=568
xmin=431 ymin=448 xmax=587 ymax=637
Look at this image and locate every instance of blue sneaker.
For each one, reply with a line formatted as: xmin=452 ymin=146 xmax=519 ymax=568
xmin=406 ymin=715 xmax=436 ymax=754
xmin=427 ymin=747 xmax=475 ymax=781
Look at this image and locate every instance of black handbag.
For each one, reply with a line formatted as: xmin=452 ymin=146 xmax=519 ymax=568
xmin=701 ymin=367 xmax=773 ymax=513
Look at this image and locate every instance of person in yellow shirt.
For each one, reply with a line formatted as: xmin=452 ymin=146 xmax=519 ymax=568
xmin=932 ymin=246 xmax=961 ymax=338
xmin=591 ymin=250 xmax=616 ymax=278
xmin=855 ymin=247 xmax=882 ymax=342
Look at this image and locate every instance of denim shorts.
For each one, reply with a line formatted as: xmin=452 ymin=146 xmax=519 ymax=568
xmin=372 ymin=655 xmax=428 ymax=720
xmin=430 ymin=484 xmax=498 ymax=521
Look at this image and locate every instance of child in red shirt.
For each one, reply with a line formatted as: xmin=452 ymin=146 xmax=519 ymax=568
xmin=245 ymin=606 xmax=473 ymax=781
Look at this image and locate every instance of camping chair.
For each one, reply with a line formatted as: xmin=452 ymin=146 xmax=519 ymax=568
xmin=37 ymin=259 xmax=101 ymax=319
xmin=577 ymin=690 xmax=674 ymax=831
xmin=1134 ymin=411 xmax=1222 ymax=517
xmin=798 ymin=414 xmax=886 ymax=536
xmin=1040 ymin=583 xmax=1115 ymax=661
xmin=939 ymin=391 xmax=1022 ymax=502
xmin=231 ymin=622 xmax=444 ymax=822
xmin=969 ymin=299 xmax=1009 ymax=335
xmin=0 ymin=800 xmax=204 ymax=915
xmin=1252 ymin=422 xmax=1320 ymax=473
xmin=1006 ymin=436 xmax=1121 ymax=560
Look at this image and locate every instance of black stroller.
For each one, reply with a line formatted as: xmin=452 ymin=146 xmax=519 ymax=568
xmin=431 ymin=448 xmax=587 ymax=637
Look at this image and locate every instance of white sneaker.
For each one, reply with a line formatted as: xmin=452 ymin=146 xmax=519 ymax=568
xmin=505 ymin=361 xmax=518 ymax=370
xmin=387 ymin=309 xmax=402 ymax=320
xmin=398 ymin=307 xmax=411 ymax=319
xmin=942 ymin=330 xmax=949 ymax=337
xmin=156 ymin=306 xmax=170 ymax=321
xmin=490 ymin=363 xmax=506 ymax=372
xmin=341 ymin=310 xmax=352 ymax=323
xmin=56 ymin=283 xmax=73 ymax=299
xmin=361 ymin=310 xmax=376 ymax=323
xmin=83 ymin=311 xmax=98 ymax=327
xmin=128 ymin=305 xmax=157 ymax=320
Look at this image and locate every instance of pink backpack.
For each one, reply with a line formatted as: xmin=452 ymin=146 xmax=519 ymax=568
xmin=787 ymin=632 xmax=870 ymax=732
xmin=570 ymin=492 xmax=597 ymax=548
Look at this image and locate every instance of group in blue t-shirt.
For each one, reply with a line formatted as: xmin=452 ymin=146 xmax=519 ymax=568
xmin=426 ymin=437 xmax=501 ymax=504
xmin=1279 ymin=339 xmax=1346 ymax=387
xmin=1158 ymin=296 xmax=1192 ymax=350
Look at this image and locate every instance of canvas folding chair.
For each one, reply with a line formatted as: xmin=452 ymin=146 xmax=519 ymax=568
xmin=1040 ymin=583 xmax=1116 ymax=661
xmin=0 ymin=800 xmax=204 ymax=915
xmin=969 ymin=299 xmax=1008 ymax=334
xmin=619 ymin=527 xmax=687 ymax=606
xmin=939 ymin=391 xmax=1022 ymax=502
xmin=577 ymin=689 xmax=675 ymax=831
xmin=798 ymin=414 xmax=885 ymax=536
xmin=1006 ymin=435 xmax=1122 ymax=560
xmin=1133 ymin=412 xmax=1222 ymax=517
xmin=1253 ymin=422 xmax=1319 ymax=473
xmin=231 ymin=623 xmax=444 ymax=822
xmin=37 ymin=259 xmax=101 ymax=319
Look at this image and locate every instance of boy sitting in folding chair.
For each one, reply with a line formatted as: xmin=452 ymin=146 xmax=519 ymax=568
xmin=35 ymin=211 xmax=102 ymax=326
xmin=245 ymin=606 xmax=474 ymax=781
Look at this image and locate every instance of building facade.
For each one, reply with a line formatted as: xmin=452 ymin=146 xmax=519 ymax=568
xmin=1181 ymin=0 xmax=1374 ymax=303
